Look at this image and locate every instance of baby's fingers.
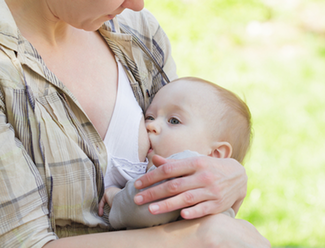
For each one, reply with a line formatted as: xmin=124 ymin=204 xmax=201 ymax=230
xmin=98 ymin=197 xmax=105 ymax=216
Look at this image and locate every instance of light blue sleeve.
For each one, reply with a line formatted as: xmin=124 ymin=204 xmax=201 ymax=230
xmin=109 ymin=150 xmax=235 ymax=229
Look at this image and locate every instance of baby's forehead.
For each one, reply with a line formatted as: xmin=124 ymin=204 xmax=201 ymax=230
xmin=164 ymin=79 xmax=217 ymax=99
xmin=148 ymin=79 xmax=224 ymax=118
xmin=169 ymin=80 xmax=223 ymax=113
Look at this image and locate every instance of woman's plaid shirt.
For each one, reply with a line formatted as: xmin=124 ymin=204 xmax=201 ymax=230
xmin=0 ymin=1 xmax=177 ymax=246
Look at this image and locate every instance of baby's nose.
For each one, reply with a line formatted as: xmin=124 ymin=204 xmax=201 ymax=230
xmin=146 ymin=121 xmax=160 ymax=134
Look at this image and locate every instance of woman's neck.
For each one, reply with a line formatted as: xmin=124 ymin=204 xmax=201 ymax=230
xmin=5 ymin=0 xmax=73 ymax=47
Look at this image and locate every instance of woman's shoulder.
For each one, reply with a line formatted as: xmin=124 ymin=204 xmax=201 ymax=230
xmin=0 ymin=46 xmax=24 ymax=89
xmin=116 ymin=9 xmax=160 ymax=36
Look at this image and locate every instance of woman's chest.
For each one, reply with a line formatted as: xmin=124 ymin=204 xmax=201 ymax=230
xmin=41 ymin=34 xmax=119 ymax=139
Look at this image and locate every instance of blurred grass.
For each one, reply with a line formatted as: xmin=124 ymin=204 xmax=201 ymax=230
xmin=144 ymin=0 xmax=325 ymax=247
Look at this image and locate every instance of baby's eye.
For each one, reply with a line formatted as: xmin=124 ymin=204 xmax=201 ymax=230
xmin=169 ymin=118 xmax=180 ymax=124
xmin=145 ymin=116 xmax=155 ymax=121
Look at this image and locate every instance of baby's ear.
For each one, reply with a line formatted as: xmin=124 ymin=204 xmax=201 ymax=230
xmin=209 ymin=142 xmax=232 ymax=159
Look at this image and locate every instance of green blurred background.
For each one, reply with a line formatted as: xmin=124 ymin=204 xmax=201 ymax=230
xmin=145 ymin=0 xmax=325 ymax=247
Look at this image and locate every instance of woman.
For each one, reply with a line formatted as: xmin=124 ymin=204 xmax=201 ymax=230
xmin=0 ymin=0 xmax=270 ymax=247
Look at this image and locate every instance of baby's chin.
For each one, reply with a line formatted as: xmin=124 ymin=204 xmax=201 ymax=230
xmin=146 ymin=158 xmax=154 ymax=171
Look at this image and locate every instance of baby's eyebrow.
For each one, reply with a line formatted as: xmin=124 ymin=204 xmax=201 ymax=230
xmin=168 ymin=104 xmax=190 ymax=114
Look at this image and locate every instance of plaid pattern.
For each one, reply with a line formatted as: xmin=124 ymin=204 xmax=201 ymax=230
xmin=0 ymin=1 xmax=177 ymax=246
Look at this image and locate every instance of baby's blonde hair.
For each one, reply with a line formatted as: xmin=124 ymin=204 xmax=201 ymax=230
xmin=172 ymin=77 xmax=252 ymax=164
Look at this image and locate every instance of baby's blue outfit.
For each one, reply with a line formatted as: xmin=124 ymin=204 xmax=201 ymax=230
xmin=108 ymin=150 xmax=235 ymax=229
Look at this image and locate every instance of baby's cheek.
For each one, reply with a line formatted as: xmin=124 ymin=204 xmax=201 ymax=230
xmin=138 ymin=116 xmax=150 ymax=162
xmin=162 ymin=143 xmax=185 ymax=158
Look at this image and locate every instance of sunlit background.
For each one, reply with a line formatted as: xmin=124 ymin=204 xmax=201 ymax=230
xmin=145 ymin=0 xmax=325 ymax=246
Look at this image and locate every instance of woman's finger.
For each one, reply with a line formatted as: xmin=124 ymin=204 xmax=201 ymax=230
xmin=134 ymin=156 xmax=205 ymax=189
xmin=151 ymin=155 xmax=168 ymax=167
xmin=146 ymin=188 xmax=216 ymax=215
xmin=134 ymin=166 xmax=216 ymax=205
xmin=180 ymin=201 xmax=226 ymax=219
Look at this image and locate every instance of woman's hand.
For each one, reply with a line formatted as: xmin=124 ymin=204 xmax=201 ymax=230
xmin=134 ymin=155 xmax=247 ymax=219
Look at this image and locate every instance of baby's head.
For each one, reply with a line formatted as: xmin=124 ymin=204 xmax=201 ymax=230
xmin=145 ymin=77 xmax=251 ymax=165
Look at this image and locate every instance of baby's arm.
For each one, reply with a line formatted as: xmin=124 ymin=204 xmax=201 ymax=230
xmin=101 ymin=156 xmax=148 ymax=216
xmin=106 ymin=151 xmax=236 ymax=229
xmin=108 ymin=174 xmax=180 ymax=229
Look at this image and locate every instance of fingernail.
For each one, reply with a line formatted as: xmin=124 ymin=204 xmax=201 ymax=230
xmin=134 ymin=195 xmax=143 ymax=204
xmin=134 ymin=180 xmax=142 ymax=188
xmin=149 ymin=204 xmax=159 ymax=213
xmin=182 ymin=210 xmax=189 ymax=218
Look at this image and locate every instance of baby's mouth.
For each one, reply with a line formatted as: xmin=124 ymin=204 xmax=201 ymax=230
xmin=148 ymin=141 xmax=153 ymax=154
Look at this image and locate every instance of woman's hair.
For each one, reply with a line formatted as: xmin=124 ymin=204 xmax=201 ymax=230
xmin=173 ymin=77 xmax=252 ymax=164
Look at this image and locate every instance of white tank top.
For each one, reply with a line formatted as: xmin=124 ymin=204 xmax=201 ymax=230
xmin=103 ymin=59 xmax=143 ymax=161
xmin=103 ymin=59 xmax=147 ymax=188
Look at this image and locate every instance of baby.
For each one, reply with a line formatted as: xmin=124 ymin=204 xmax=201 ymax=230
xmin=99 ymin=77 xmax=251 ymax=229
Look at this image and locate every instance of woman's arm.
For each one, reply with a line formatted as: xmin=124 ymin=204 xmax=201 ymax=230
xmin=0 ymin=87 xmax=57 ymax=247
xmin=134 ymin=155 xmax=247 ymax=219
xmin=44 ymin=214 xmax=270 ymax=248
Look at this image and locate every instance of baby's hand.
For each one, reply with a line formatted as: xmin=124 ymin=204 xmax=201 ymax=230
xmin=98 ymin=187 xmax=121 ymax=216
